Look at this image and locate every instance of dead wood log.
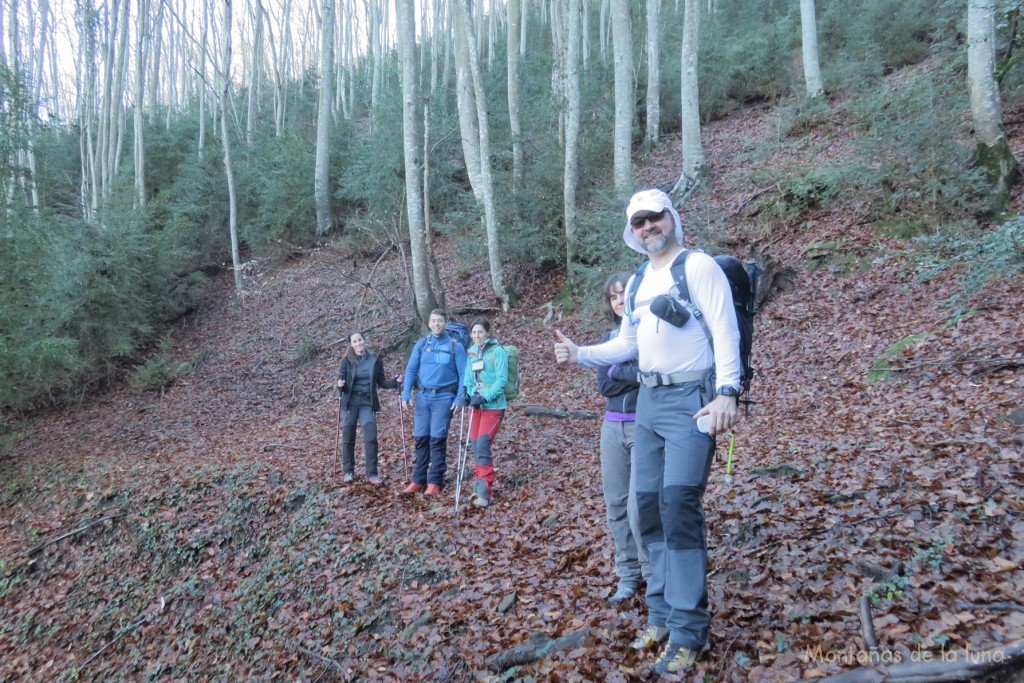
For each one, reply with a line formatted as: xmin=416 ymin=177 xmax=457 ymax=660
xmin=860 ymin=595 xmax=879 ymax=651
xmin=521 ymin=405 xmax=600 ymax=420
xmin=23 ymin=510 xmax=126 ymax=557
xmin=808 ymin=639 xmax=1024 ymax=683
xmin=486 ymin=629 xmax=590 ymax=673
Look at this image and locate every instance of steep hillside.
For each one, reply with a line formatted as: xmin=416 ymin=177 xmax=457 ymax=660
xmin=1 ymin=97 xmax=1022 ymax=682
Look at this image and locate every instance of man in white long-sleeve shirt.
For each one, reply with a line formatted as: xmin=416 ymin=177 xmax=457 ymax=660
xmin=554 ymin=188 xmax=741 ymax=676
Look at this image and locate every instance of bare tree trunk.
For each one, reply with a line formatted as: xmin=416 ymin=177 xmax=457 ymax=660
xmin=644 ymin=0 xmax=661 ymax=147
xmin=246 ymin=0 xmax=265 ymax=145
xmin=398 ymin=0 xmax=437 ymax=321
xmin=507 ymin=0 xmax=523 ymax=190
xmin=423 ymin=96 xmax=446 ymax=309
xmin=452 ymin=0 xmax=513 ymax=310
xmin=800 ymin=0 xmax=824 ymax=98
xmin=198 ymin=0 xmax=209 ymax=157
xmin=220 ymin=0 xmax=244 ymax=299
xmin=610 ymin=0 xmax=633 ymax=196
xmin=134 ymin=0 xmax=149 ymax=208
xmin=314 ymin=0 xmax=335 ymax=237
xmin=677 ymin=0 xmax=704 ymax=189
xmin=562 ymin=0 xmax=581 ymax=278
xmin=369 ymin=0 xmax=382 ymax=111
xmin=968 ymin=0 xmax=1019 ymax=207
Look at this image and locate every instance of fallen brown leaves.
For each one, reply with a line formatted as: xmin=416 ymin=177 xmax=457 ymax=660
xmin=1 ymin=99 xmax=1022 ymax=682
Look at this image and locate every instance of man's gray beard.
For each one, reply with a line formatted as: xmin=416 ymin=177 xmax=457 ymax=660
xmin=639 ymin=234 xmax=669 ymax=254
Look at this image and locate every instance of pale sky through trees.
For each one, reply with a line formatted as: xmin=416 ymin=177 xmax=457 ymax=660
xmin=6 ymin=0 xmax=463 ymax=122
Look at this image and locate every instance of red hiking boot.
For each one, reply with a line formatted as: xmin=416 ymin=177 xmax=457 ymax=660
xmin=425 ymin=484 xmax=442 ymax=495
xmin=401 ymin=482 xmax=425 ymax=495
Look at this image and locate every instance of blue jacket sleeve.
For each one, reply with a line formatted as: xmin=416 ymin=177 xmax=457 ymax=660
xmin=403 ymin=340 xmax=424 ymax=400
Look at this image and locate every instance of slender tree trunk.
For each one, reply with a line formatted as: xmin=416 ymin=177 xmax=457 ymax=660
xmin=644 ymin=0 xmax=661 ymax=146
xmin=968 ymin=0 xmax=1019 ymax=207
xmin=562 ymin=0 xmax=581 ymax=278
xmin=134 ymin=0 xmax=148 ymax=208
xmin=677 ymin=0 xmax=704 ymax=189
xmin=507 ymin=0 xmax=523 ymax=190
xmin=198 ymin=0 xmax=209 ymax=157
xmin=452 ymin=0 xmax=512 ymax=310
xmin=800 ymin=0 xmax=823 ymax=98
xmin=610 ymin=0 xmax=633 ymax=196
xmin=314 ymin=0 xmax=335 ymax=237
xmin=220 ymin=0 xmax=244 ymax=299
xmin=398 ymin=0 xmax=437 ymax=321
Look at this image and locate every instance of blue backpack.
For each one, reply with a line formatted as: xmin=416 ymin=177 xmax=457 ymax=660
xmin=445 ymin=321 xmax=472 ymax=351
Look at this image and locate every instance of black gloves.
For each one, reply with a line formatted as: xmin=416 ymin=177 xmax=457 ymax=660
xmin=470 ymin=394 xmax=486 ymax=407
xmin=456 ymin=393 xmax=470 ymax=408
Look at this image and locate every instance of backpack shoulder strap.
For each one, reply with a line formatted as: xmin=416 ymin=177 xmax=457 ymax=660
xmin=671 ymin=250 xmax=714 ymax=353
xmin=623 ymin=262 xmax=649 ymax=320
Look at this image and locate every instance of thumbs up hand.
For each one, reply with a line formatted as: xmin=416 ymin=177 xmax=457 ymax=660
xmin=553 ymin=329 xmax=579 ymax=366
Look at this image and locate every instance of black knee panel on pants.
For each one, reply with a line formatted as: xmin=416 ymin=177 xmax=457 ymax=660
xmin=663 ymin=485 xmax=706 ymax=549
xmin=636 ymin=490 xmax=662 ymax=541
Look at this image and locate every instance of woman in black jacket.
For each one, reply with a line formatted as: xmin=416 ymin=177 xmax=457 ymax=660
xmin=596 ymin=273 xmax=650 ymax=604
xmin=337 ymin=330 xmax=399 ymax=484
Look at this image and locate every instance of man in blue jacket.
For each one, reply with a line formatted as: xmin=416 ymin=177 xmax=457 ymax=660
xmin=401 ymin=309 xmax=467 ymax=495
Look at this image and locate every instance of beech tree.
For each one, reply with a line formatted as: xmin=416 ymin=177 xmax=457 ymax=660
xmin=967 ymin=0 xmax=1019 ymax=205
xmin=561 ymin=0 xmax=581 ymax=275
xmin=800 ymin=0 xmax=824 ymax=98
xmin=610 ymin=0 xmax=632 ymax=195
xmin=507 ymin=0 xmax=523 ymax=189
xmin=644 ymin=0 xmax=661 ymax=147
xmin=397 ymin=0 xmax=437 ymax=321
xmin=451 ymin=0 xmax=512 ymax=310
xmin=218 ymin=0 xmax=243 ymax=298
xmin=314 ymin=0 xmax=334 ymax=237
xmin=677 ymin=0 xmax=704 ymax=189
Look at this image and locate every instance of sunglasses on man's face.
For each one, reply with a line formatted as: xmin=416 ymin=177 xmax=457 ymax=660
xmin=630 ymin=210 xmax=667 ymax=229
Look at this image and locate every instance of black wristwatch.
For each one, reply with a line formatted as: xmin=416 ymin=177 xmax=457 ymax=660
xmin=717 ymin=386 xmax=740 ymax=398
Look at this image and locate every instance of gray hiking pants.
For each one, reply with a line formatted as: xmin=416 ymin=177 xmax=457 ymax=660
xmin=634 ymin=380 xmax=715 ymax=650
xmin=599 ymin=419 xmax=650 ymax=584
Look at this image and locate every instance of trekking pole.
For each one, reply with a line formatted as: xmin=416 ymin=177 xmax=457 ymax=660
xmin=397 ymin=395 xmax=410 ymax=479
xmin=454 ymin=408 xmax=475 ymax=512
xmin=333 ymin=394 xmax=342 ymax=482
xmin=723 ymin=431 xmax=736 ymax=484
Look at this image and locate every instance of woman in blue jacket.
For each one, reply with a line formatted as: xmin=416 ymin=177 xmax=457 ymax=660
xmin=337 ymin=330 xmax=399 ymax=484
xmin=456 ymin=317 xmax=508 ymax=508
xmin=597 ymin=273 xmax=650 ymax=604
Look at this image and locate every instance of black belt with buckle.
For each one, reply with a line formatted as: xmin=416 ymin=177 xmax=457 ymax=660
xmin=419 ymin=383 xmax=458 ymax=396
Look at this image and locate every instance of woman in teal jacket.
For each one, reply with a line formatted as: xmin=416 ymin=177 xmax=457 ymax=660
xmin=456 ymin=317 xmax=508 ymax=508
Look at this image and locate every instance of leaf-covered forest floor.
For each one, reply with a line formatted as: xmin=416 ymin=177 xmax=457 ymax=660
xmin=2 ymin=100 xmax=1023 ymax=683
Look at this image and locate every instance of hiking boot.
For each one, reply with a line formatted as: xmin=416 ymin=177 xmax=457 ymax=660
xmin=608 ymin=580 xmax=638 ymax=605
xmin=343 ymin=473 xmax=354 ymax=484
xmin=367 ymin=476 xmax=382 ymax=486
xmin=653 ymin=641 xmax=698 ymax=675
xmin=401 ymin=482 xmax=425 ymax=495
xmin=425 ymin=484 xmax=442 ymax=495
xmin=629 ymin=625 xmax=669 ymax=650
xmin=471 ymin=479 xmax=490 ymax=508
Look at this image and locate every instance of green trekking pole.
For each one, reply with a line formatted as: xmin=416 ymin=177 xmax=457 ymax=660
xmin=723 ymin=432 xmax=735 ymax=483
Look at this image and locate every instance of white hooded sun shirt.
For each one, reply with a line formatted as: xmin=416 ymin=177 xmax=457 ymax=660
xmin=577 ymin=189 xmax=742 ymax=392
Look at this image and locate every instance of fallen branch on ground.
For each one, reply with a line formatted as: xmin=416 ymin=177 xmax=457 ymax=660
xmin=521 ymin=406 xmax=600 ymax=420
xmin=23 ymin=510 xmax=126 ymax=557
xmin=486 ymin=629 xmax=590 ymax=673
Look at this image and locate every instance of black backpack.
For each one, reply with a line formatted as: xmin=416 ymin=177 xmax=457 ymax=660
xmin=625 ymin=250 xmax=763 ymax=396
